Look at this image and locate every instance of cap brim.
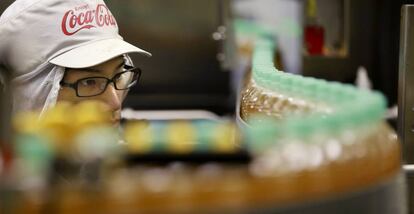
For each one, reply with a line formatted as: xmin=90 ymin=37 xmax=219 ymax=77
xmin=49 ymin=38 xmax=151 ymax=68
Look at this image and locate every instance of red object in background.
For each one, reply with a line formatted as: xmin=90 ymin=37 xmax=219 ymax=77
xmin=305 ymin=25 xmax=324 ymax=55
xmin=0 ymin=144 xmax=13 ymax=173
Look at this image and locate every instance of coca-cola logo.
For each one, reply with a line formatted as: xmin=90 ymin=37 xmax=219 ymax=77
xmin=61 ymin=4 xmax=117 ymax=36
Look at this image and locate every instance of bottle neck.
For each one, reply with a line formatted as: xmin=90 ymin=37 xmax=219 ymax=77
xmin=305 ymin=0 xmax=319 ymax=26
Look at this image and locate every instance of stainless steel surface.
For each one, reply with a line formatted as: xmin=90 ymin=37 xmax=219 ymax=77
xmin=253 ymin=174 xmax=406 ymax=214
xmin=398 ymin=5 xmax=414 ymax=163
xmin=399 ymin=5 xmax=414 ymax=214
xmin=404 ymin=165 xmax=414 ymax=175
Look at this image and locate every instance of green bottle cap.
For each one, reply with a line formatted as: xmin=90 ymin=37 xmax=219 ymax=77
xmin=245 ymin=116 xmax=280 ymax=151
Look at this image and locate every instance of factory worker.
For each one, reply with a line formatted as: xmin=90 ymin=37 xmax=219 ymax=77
xmin=0 ymin=0 xmax=151 ymax=126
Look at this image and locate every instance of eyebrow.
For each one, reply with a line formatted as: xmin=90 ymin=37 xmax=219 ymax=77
xmin=81 ymin=60 xmax=126 ymax=73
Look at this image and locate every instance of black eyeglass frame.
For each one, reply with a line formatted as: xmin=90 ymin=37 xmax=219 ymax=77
xmin=60 ymin=67 xmax=142 ymax=97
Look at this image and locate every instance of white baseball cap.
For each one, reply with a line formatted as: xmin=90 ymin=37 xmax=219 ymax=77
xmin=0 ymin=0 xmax=151 ymax=114
xmin=0 ymin=0 xmax=151 ymax=77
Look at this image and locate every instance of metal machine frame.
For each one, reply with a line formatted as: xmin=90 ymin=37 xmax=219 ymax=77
xmin=399 ymin=4 xmax=414 ymax=214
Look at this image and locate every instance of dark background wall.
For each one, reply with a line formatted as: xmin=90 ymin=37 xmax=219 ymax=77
xmin=105 ymin=0 xmax=234 ymax=114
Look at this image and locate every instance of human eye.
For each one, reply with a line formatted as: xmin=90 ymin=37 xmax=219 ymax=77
xmin=76 ymin=77 xmax=107 ymax=96
xmin=80 ymin=79 xmax=97 ymax=87
xmin=79 ymin=78 xmax=98 ymax=87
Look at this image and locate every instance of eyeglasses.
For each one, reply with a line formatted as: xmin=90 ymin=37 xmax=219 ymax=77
xmin=60 ymin=66 xmax=142 ymax=97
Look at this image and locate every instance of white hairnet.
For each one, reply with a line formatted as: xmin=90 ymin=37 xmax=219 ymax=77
xmin=11 ymin=63 xmax=64 ymax=115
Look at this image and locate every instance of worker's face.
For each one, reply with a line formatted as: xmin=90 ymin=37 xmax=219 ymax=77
xmin=57 ymin=57 xmax=127 ymax=126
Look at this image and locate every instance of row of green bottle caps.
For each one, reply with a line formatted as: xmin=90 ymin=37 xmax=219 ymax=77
xmin=239 ymin=27 xmax=386 ymax=145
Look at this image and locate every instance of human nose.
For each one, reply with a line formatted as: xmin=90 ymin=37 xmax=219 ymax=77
xmin=97 ymin=83 xmax=122 ymax=112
